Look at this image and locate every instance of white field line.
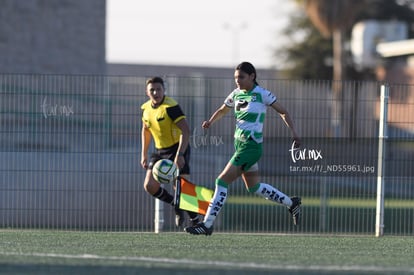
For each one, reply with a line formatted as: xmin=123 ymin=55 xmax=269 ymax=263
xmin=0 ymin=251 xmax=413 ymax=273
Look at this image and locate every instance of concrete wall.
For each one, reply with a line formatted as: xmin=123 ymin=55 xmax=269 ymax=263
xmin=0 ymin=0 xmax=106 ymax=75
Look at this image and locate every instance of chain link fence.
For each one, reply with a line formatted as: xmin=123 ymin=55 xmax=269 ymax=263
xmin=1 ymin=74 xmax=413 ymax=235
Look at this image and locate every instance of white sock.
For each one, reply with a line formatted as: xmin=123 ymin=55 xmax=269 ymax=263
xmin=203 ymin=179 xmax=228 ymax=228
xmin=251 ymin=182 xmax=292 ymax=207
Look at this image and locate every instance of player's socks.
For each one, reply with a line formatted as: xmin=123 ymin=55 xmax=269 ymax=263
xmin=203 ymin=178 xmax=228 ymax=228
xmin=153 ymin=187 xmax=185 ymax=226
xmin=153 ymin=187 xmax=174 ymax=204
xmin=248 ymin=183 xmax=292 ymax=206
xmin=187 ymin=211 xmax=199 ymax=220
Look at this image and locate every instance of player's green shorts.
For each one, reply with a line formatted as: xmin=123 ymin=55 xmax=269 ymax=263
xmin=230 ymin=138 xmax=262 ymax=171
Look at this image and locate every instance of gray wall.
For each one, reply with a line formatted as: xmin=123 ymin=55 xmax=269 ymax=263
xmin=0 ymin=0 xmax=106 ymax=75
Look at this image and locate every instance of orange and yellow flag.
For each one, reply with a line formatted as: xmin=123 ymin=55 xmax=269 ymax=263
xmin=175 ymin=177 xmax=213 ymax=215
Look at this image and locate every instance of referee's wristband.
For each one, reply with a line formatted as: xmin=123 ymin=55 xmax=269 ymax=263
xmin=178 ymin=152 xmax=185 ymax=156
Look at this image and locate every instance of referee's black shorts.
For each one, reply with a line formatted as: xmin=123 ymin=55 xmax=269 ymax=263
xmin=148 ymin=143 xmax=190 ymax=175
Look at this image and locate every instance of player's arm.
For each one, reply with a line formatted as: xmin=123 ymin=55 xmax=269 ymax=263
xmin=175 ymin=118 xmax=190 ymax=154
xmin=166 ymin=104 xmax=190 ymax=168
xmin=174 ymin=118 xmax=190 ymax=169
xmin=271 ymin=102 xmax=301 ymax=146
xmin=141 ymin=124 xmax=152 ymax=169
xmin=202 ymin=104 xmax=231 ymax=129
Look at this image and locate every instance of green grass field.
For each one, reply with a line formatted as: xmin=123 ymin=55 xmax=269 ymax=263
xmin=0 ymin=230 xmax=413 ymax=274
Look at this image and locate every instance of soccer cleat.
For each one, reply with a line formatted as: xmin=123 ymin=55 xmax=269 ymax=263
xmin=288 ymin=196 xmax=302 ymax=226
xmin=184 ymin=222 xmax=213 ymax=236
xmin=175 ymin=208 xmax=185 ymax=227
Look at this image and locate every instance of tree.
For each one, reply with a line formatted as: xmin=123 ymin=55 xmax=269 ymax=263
xmin=276 ymin=0 xmax=414 ymax=136
xmin=277 ymin=0 xmax=414 ymax=79
xmin=305 ymin=0 xmax=365 ymax=136
xmin=305 ymin=0 xmax=364 ymax=81
xmin=275 ymin=10 xmax=333 ymax=80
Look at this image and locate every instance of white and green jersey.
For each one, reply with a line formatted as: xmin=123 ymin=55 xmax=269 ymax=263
xmin=224 ymin=85 xmax=277 ymax=143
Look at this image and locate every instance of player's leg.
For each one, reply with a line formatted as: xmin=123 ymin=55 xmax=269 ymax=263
xmin=243 ymin=169 xmax=293 ymax=205
xmin=186 ymin=139 xmax=257 ymax=235
xmin=241 ymin=138 xmax=301 ymax=225
xmin=144 ymin=153 xmax=184 ymax=227
xmin=243 ymin=169 xmax=301 ymax=226
xmin=184 ymin=159 xmax=242 ymax=235
xmin=168 ymin=147 xmax=200 ymax=226
xmin=144 ymin=167 xmax=174 ymax=202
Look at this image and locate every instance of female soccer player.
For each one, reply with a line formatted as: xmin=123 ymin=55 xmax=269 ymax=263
xmin=141 ymin=77 xmax=198 ymax=227
xmin=185 ymin=62 xmax=301 ymax=235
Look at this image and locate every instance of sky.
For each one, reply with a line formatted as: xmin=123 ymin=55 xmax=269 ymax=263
xmin=106 ymin=0 xmax=296 ymax=69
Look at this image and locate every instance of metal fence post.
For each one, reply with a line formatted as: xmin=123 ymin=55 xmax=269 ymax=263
xmin=375 ymin=84 xmax=389 ymax=237
xmin=154 ymin=199 xmax=164 ymax=233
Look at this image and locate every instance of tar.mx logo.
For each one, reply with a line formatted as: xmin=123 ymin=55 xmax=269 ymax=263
xmin=40 ymin=97 xmax=74 ymax=118
xmin=289 ymin=142 xmax=322 ymax=163
xmin=190 ymin=128 xmax=224 ymax=149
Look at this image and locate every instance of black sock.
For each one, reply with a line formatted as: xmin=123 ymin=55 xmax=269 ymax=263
xmin=187 ymin=211 xmax=199 ymax=220
xmin=153 ymin=187 xmax=174 ymax=205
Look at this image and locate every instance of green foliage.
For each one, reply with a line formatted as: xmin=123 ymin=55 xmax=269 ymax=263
xmin=275 ymin=8 xmax=333 ymax=80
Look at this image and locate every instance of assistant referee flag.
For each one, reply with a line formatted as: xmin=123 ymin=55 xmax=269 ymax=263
xmin=175 ymin=177 xmax=213 ymax=215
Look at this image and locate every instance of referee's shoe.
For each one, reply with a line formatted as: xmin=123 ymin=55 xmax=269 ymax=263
xmin=184 ymin=222 xmax=213 ymax=236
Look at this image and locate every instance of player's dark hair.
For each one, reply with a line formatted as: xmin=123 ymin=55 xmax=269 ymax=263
xmin=236 ymin=62 xmax=258 ymax=85
xmin=146 ymin=76 xmax=165 ymax=88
